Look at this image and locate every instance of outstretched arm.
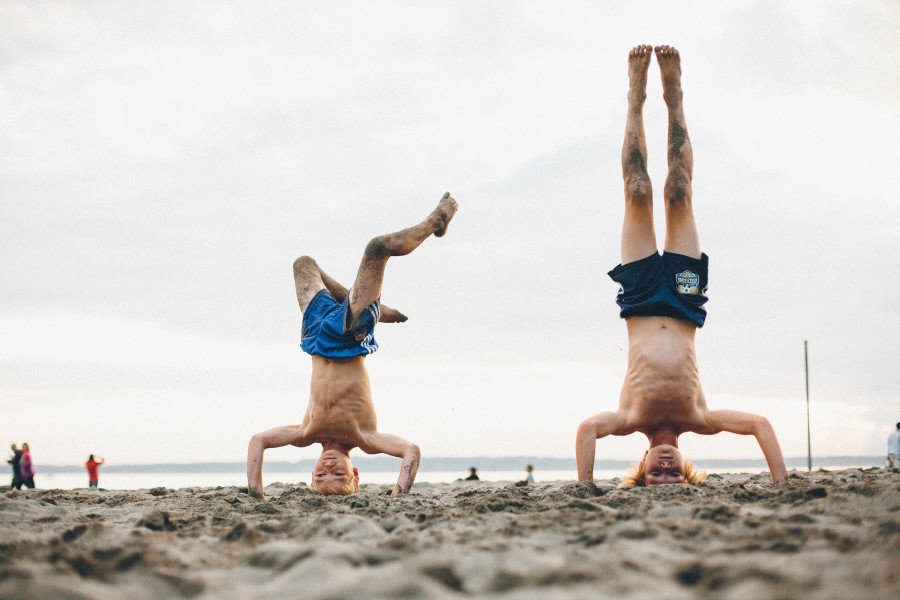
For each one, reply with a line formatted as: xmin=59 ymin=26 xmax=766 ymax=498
xmin=363 ymin=433 xmax=421 ymax=496
xmin=576 ymin=411 xmax=629 ymax=481
xmin=246 ymin=425 xmax=311 ymax=499
xmin=705 ymin=410 xmax=788 ymax=483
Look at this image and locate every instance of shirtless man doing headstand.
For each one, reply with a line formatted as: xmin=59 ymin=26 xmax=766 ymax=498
xmin=247 ymin=193 xmax=458 ymax=498
xmin=576 ymin=46 xmax=787 ymax=486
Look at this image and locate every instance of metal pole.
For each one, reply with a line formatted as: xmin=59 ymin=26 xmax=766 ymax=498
xmin=805 ymin=340 xmax=811 ymax=472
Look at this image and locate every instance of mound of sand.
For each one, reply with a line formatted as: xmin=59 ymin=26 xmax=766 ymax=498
xmin=1 ymin=469 xmax=898 ymax=599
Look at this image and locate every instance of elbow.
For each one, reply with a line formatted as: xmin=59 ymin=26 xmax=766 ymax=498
xmin=576 ymin=421 xmax=595 ymax=442
xmin=754 ymin=415 xmax=772 ymax=434
xmin=248 ymin=433 xmax=265 ymax=452
xmin=407 ymin=444 xmax=421 ymax=462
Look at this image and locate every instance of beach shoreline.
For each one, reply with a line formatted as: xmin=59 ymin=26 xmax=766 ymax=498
xmin=2 ymin=468 xmax=898 ymax=599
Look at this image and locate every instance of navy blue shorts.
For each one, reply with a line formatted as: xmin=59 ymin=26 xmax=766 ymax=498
xmin=608 ymin=251 xmax=709 ymax=327
xmin=300 ymin=290 xmax=380 ymax=357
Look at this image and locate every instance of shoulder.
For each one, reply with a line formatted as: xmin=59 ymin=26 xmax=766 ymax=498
xmin=586 ymin=410 xmax=633 ymax=436
xmin=690 ymin=409 xmax=722 ymax=435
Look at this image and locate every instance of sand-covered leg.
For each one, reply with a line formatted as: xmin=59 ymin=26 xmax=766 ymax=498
xmin=292 ymin=256 xmax=328 ymax=312
xmin=657 ymin=45 xmax=700 ymax=258
xmin=347 ymin=193 xmax=458 ymax=323
xmin=293 ymin=255 xmax=406 ymax=322
xmin=620 ymin=45 xmax=657 ymax=265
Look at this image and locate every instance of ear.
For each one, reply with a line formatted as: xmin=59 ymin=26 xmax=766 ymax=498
xmin=353 ymin=467 xmax=359 ymax=481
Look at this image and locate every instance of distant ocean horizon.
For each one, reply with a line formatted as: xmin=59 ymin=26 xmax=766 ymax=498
xmin=30 ymin=455 xmax=886 ymax=475
xmin=6 ymin=456 xmax=885 ymax=492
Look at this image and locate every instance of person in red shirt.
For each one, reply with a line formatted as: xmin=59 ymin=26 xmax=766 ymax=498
xmin=85 ymin=455 xmax=104 ymax=489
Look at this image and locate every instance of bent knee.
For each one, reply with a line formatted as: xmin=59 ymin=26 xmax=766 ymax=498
xmin=293 ymin=255 xmax=317 ymax=275
xmin=364 ymin=235 xmax=392 ymax=259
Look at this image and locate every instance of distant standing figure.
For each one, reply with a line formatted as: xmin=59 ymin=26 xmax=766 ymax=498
xmin=19 ymin=443 xmax=35 ymax=489
xmin=7 ymin=445 xmax=23 ymax=490
xmin=524 ymin=464 xmax=535 ymax=483
xmin=888 ymin=423 xmax=900 ymax=471
xmin=464 ymin=467 xmax=480 ymax=481
xmin=86 ymin=455 xmax=105 ymax=488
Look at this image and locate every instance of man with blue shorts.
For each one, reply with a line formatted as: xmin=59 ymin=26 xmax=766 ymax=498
xmin=247 ymin=193 xmax=458 ymax=499
xmin=576 ymin=46 xmax=787 ymax=487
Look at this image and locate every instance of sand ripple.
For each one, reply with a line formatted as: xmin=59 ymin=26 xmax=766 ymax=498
xmin=1 ymin=469 xmax=898 ymax=599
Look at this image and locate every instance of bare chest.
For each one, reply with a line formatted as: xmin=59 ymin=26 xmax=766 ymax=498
xmin=305 ymin=357 xmax=378 ymax=442
xmin=620 ymin=318 xmax=705 ymax=431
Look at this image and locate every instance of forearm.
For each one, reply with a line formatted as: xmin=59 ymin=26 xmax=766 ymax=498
xmin=575 ymin=423 xmax=597 ymax=481
xmin=755 ymin=420 xmax=788 ymax=483
xmin=391 ymin=445 xmax=421 ymax=496
xmin=246 ymin=435 xmax=266 ymax=498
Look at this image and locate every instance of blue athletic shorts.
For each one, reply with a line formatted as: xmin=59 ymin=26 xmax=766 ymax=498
xmin=300 ymin=290 xmax=380 ymax=357
xmin=608 ymin=251 xmax=709 ymax=327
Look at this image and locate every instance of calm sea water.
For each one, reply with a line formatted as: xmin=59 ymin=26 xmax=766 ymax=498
xmin=22 ymin=466 xmax=797 ymax=491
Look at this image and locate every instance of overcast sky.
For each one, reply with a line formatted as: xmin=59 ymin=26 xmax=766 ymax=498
xmin=3 ymin=1 xmax=899 ymax=469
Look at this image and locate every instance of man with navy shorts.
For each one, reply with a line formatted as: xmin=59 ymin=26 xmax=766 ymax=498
xmin=576 ymin=46 xmax=787 ymax=487
xmin=247 ymin=193 xmax=458 ymax=499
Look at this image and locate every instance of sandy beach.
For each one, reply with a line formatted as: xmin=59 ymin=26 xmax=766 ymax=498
xmin=1 ymin=468 xmax=898 ymax=599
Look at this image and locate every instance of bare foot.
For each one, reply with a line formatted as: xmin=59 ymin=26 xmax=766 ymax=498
xmin=248 ymin=486 xmax=266 ymax=501
xmin=432 ymin=192 xmax=458 ymax=237
xmin=627 ymin=45 xmax=653 ymax=106
xmin=654 ymin=45 xmax=683 ymax=106
xmin=379 ymin=305 xmax=408 ymax=323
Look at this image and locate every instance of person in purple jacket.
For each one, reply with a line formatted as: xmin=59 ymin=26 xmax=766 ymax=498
xmin=19 ymin=443 xmax=36 ymax=489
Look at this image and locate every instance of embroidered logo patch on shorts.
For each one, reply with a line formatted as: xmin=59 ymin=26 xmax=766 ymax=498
xmin=675 ymin=270 xmax=700 ymax=294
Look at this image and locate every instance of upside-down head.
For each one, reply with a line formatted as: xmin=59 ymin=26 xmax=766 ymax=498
xmin=311 ymin=449 xmax=360 ymax=495
xmin=618 ymin=444 xmax=706 ymax=488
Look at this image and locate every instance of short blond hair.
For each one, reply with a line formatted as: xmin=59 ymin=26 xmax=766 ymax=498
xmin=617 ymin=450 xmax=707 ymax=488
xmin=313 ymin=475 xmax=360 ymax=495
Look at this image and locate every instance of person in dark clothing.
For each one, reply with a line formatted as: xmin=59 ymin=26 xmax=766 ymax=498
xmin=464 ymin=467 xmax=480 ymax=481
xmin=7 ymin=444 xmax=23 ymax=490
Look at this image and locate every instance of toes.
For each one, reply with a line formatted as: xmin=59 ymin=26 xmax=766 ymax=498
xmin=654 ymin=45 xmax=679 ymax=59
xmin=630 ymin=45 xmax=652 ymax=58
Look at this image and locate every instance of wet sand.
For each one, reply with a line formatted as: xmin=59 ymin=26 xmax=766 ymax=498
xmin=1 ymin=468 xmax=898 ymax=599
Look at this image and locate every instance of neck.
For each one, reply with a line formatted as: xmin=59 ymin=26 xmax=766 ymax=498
xmin=321 ymin=441 xmax=352 ymax=455
xmin=647 ymin=431 xmax=679 ymax=448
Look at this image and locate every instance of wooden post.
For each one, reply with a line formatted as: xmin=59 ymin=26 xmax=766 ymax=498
xmin=805 ymin=340 xmax=811 ymax=472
